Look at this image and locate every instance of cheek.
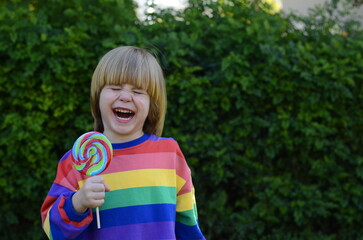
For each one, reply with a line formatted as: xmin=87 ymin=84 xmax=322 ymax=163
xmin=99 ymin=91 xmax=116 ymax=107
xmin=145 ymin=98 xmax=151 ymax=115
xmin=137 ymin=97 xmax=151 ymax=116
xmin=99 ymin=93 xmax=113 ymax=117
xmin=98 ymin=97 xmax=107 ymax=115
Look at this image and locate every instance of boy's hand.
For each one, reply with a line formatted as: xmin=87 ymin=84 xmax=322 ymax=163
xmin=72 ymin=176 xmax=110 ymax=213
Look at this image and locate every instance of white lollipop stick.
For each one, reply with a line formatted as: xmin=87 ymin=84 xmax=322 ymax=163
xmin=96 ymin=206 xmax=101 ymax=229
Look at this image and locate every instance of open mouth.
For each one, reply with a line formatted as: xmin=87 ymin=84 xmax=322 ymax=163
xmin=114 ymin=108 xmax=135 ymax=121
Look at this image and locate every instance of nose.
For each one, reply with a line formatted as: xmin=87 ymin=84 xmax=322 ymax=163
xmin=119 ymin=89 xmax=132 ymax=102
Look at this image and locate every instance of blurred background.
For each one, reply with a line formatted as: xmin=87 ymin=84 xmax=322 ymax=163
xmin=1 ymin=0 xmax=363 ymax=239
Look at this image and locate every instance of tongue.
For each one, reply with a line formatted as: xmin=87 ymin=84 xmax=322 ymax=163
xmin=117 ymin=112 xmax=132 ymax=118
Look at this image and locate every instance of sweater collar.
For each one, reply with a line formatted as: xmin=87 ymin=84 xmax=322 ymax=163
xmin=111 ymin=134 xmax=150 ymax=150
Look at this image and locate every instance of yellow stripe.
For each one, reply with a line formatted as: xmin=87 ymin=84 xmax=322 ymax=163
xmin=176 ymin=191 xmax=196 ymax=212
xmin=176 ymin=175 xmax=186 ymax=193
xmin=43 ymin=208 xmax=51 ymax=239
xmin=79 ymin=169 xmax=178 ymax=190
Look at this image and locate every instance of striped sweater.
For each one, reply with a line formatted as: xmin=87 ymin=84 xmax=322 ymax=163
xmin=41 ymin=134 xmax=205 ymax=240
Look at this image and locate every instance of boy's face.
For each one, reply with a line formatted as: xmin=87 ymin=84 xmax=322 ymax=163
xmin=99 ymin=84 xmax=150 ymax=143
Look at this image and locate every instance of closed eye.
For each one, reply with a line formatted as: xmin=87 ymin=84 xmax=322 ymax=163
xmin=133 ymin=89 xmax=147 ymax=94
xmin=108 ymin=85 xmax=121 ymax=91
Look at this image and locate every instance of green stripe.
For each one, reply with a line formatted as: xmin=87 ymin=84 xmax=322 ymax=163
xmin=99 ymin=186 xmax=177 ymax=211
xmin=176 ymin=204 xmax=198 ymax=226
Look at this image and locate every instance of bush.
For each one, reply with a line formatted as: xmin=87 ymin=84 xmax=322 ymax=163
xmin=1 ymin=0 xmax=363 ymax=239
xmin=0 ymin=0 xmax=140 ymax=239
xmin=144 ymin=1 xmax=363 ymax=239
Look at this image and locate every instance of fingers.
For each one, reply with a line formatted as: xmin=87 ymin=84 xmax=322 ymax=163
xmin=72 ymin=176 xmax=110 ymax=212
xmin=86 ymin=189 xmax=106 ymax=200
xmin=88 ymin=176 xmax=111 ymax=192
xmin=84 ymin=181 xmax=106 ymax=193
xmin=88 ymin=175 xmax=105 ymax=185
xmin=87 ymin=198 xmax=105 ymax=209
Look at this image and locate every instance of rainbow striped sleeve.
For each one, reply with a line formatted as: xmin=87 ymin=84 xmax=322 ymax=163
xmin=40 ymin=151 xmax=94 ymax=239
xmin=173 ymin=143 xmax=205 ymax=240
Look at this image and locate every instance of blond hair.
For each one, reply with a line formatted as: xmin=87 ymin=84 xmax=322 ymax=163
xmin=90 ymin=46 xmax=167 ymax=136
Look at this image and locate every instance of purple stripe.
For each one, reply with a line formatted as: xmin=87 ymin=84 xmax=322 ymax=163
xmin=48 ymin=183 xmax=73 ymax=197
xmin=79 ymin=221 xmax=176 ymax=240
xmin=50 ymin=197 xmax=88 ymax=239
xmin=148 ymin=135 xmax=176 ymax=143
xmin=59 ymin=150 xmax=71 ymax=162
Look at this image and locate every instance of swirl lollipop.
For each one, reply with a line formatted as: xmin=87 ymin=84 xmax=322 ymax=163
xmin=71 ymin=131 xmax=113 ymax=229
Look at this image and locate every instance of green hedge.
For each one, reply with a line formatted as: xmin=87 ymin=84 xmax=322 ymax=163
xmin=0 ymin=0 xmax=141 ymax=239
xmin=1 ymin=0 xmax=363 ymax=239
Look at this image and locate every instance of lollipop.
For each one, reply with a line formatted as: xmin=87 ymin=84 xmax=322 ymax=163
xmin=71 ymin=131 xmax=113 ymax=229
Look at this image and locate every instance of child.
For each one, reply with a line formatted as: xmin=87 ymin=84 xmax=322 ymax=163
xmin=40 ymin=46 xmax=206 ymax=240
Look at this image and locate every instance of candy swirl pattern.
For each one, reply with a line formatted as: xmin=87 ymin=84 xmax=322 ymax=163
xmin=71 ymin=131 xmax=113 ymax=176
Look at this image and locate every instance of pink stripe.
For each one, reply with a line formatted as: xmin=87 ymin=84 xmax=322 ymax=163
xmin=101 ymin=152 xmax=178 ymax=174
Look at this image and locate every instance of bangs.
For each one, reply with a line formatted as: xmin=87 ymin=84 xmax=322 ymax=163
xmin=94 ymin=47 xmax=161 ymax=98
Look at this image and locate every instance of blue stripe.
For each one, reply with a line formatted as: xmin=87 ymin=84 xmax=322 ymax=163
xmin=112 ymin=134 xmax=150 ymax=149
xmin=90 ymin=204 xmax=176 ymax=228
xmin=175 ymin=221 xmax=205 ymax=239
xmin=50 ymin=223 xmax=64 ymax=240
xmin=49 ymin=209 xmax=65 ymax=240
xmin=49 ymin=198 xmax=69 ymax=240
xmin=63 ymin=194 xmax=90 ymax=222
